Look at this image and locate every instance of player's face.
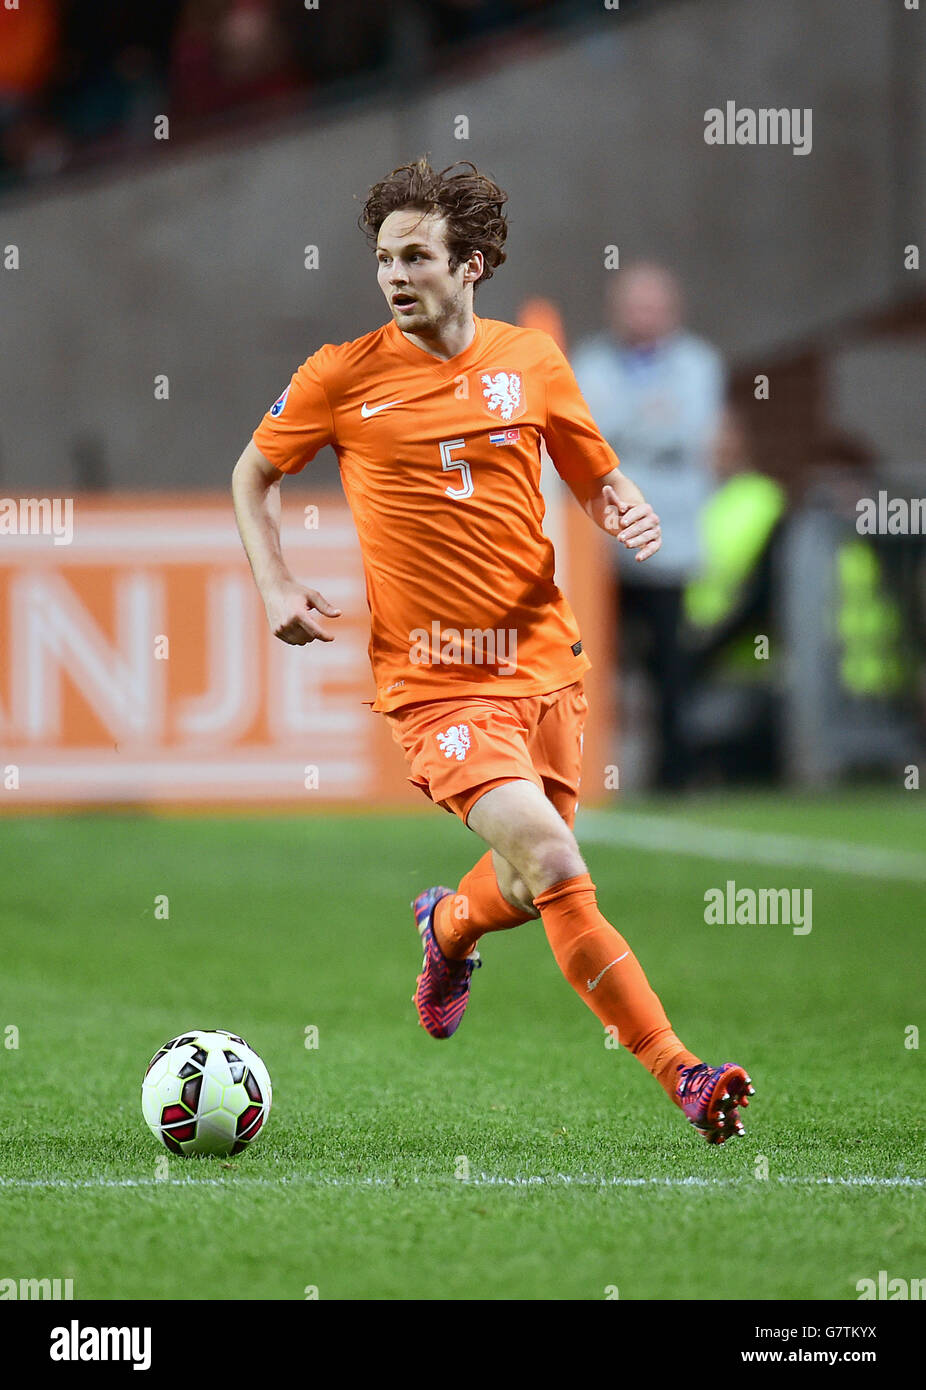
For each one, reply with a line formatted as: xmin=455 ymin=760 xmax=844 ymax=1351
xmin=376 ymin=210 xmax=478 ymax=335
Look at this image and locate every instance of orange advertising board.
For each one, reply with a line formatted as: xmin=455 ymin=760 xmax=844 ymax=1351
xmin=0 ymin=491 xmax=613 ymax=809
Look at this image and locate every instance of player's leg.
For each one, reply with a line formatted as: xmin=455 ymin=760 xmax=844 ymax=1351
xmin=467 ymin=775 xmax=692 ymax=1089
xmin=384 ymin=697 xmax=545 ymax=1039
xmin=488 ymin=851 xmax=536 ymax=915
xmin=411 ymin=811 xmax=542 ymax=1040
xmin=433 ymin=678 xmax=584 ymax=946
xmin=466 ymin=775 xmax=682 ymax=1071
xmin=431 ymin=846 xmax=536 ymax=959
xmin=466 ymin=777 xmax=754 ymax=1142
xmin=428 ymin=680 xmax=587 ymax=960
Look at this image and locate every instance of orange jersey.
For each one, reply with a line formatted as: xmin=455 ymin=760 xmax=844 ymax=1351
xmin=253 ymin=315 xmax=618 ymax=712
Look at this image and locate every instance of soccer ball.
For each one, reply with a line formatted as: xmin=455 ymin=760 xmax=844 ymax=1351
xmin=141 ymin=1029 xmax=272 ymax=1158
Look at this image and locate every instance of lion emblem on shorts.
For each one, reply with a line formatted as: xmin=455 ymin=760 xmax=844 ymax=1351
xmin=436 ymin=724 xmax=471 ymax=761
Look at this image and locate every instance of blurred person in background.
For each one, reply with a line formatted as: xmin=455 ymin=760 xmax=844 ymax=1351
xmin=52 ymin=2 xmax=182 ymax=149
xmin=0 ymin=0 xmax=60 ymax=114
xmin=428 ymin=0 xmax=523 ymax=45
xmin=1 ymin=0 xmax=185 ymax=185
xmin=572 ymin=263 xmax=725 ymax=789
xmin=801 ymin=434 xmax=914 ymax=709
xmin=682 ymin=407 xmax=787 ymax=783
xmin=0 ymin=0 xmax=64 ymax=184
xmin=281 ymin=0 xmax=390 ymax=90
xmin=171 ymin=0 xmax=298 ymax=123
xmin=0 ymin=0 xmax=573 ymax=188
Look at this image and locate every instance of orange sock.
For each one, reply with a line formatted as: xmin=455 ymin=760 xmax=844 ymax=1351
xmin=433 ymin=851 xmax=534 ymax=960
xmin=534 ymin=873 xmax=700 ymax=1101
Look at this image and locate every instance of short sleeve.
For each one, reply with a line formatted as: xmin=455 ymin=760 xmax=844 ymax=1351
xmin=252 ymin=354 xmax=336 ymax=475
xmin=542 ymin=341 xmax=620 ymax=488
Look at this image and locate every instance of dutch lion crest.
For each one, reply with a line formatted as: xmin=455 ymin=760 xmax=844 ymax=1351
xmin=481 ymin=371 xmax=522 ymax=421
xmin=436 ymin=724 xmax=471 ymax=761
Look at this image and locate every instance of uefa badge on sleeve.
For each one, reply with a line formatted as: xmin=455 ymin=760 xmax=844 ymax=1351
xmin=269 ymin=385 xmax=290 ymax=417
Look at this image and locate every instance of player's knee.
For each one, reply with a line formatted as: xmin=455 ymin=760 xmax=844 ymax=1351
xmin=506 ymin=874 xmax=537 ymax=916
xmin=494 ymin=858 xmax=537 ymax=916
xmin=520 ymin=832 xmax=585 ymax=899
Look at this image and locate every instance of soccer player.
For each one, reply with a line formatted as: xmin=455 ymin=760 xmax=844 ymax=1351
xmin=232 ymin=158 xmax=754 ymax=1144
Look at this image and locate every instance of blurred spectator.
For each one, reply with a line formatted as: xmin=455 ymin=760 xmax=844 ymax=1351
xmin=682 ymin=407 xmax=787 ymax=783
xmin=802 ymin=434 xmax=913 ymax=704
xmin=0 ymin=0 xmax=60 ymax=102
xmin=284 ymin=1 xmax=400 ymax=89
xmin=0 ymin=0 xmax=64 ymax=183
xmin=428 ymin=0 xmax=521 ymax=46
xmin=572 ymin=263 xmax=725 ymax=789
xmin=171 ymin=0 xmax=299 ymax=123
xmin=0 ymin=0 xmax=184 ymax=188
xmin=517 ymin=295 xmax=567 ymax=351
xmin=50 ymin=3 xmax=181 ymax=149
xmin=0 ymin=0 xmax=575 ymax=191
xmin=685 ymin=407 xmax=786 ymax=649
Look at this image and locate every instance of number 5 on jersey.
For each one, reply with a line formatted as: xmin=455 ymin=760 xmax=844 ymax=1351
xmin=440 ymin=438 xmax=473 ymax=500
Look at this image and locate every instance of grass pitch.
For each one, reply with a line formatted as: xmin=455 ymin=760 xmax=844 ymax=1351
xmin=1 ymin=792 xmax=923 ymax=1300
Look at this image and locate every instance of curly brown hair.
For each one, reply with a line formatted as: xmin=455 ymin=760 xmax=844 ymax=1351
xmin=359 ymin=157 xmax=508 ymax=287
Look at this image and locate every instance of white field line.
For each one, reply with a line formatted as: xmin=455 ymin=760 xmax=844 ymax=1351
xmin=0 ymin=1174 xmax=923 ymax=1191
xmin=577 ymin=810 xmax=926 ymax=883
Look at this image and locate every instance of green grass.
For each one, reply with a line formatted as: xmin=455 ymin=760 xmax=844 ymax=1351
xmin=0 ymin=795 xmax=923 ymax=1300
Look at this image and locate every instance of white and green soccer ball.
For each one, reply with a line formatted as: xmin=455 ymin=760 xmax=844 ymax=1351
xmin=142 ymin=1030 xmax=272 ymax=1158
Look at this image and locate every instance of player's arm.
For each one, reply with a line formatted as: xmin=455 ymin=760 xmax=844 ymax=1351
xmin=577 ymin=466 xmax=662 ymax=564
xmin=232 ymin=438 xmax=341 ymax=644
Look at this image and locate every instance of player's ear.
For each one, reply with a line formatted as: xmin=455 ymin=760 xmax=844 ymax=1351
xmin=463 ymin=250 xmax=484 ymax=285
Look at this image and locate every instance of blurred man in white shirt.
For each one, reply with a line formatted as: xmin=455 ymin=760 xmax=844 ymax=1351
xmin=573 ymin=264 xmax=725 ymax=788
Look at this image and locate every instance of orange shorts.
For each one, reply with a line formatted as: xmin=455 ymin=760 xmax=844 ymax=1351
xmin=384 ymin=680 xmax=588 ymax=827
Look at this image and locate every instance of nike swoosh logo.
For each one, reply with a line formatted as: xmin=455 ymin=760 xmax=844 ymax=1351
xmin=587 ymin=951 xmax=629 ymax=992
xmin=361 ymin=399 xmax=403 ymax=418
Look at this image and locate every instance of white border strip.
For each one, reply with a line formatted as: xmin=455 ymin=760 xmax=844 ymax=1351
xmin=0 ymin=1174 xmax=922 ymax=1191
xmin=1 ymin=521 xmax=357 ymax=555
xmin=577 ymin=810 xmax=926 ymax=883
xmin=16 ymin=760 xmax=365 ymax=787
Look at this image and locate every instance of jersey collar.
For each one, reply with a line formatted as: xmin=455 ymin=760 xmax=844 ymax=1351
xmin=385 ymin=314 xmax=486 ymax=371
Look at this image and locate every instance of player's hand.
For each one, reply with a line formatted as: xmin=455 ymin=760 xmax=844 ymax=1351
xmin=263 ymin=582 xmax=342 ymax=644
xmin=601 ymin=484 xmax=661 ymax=562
